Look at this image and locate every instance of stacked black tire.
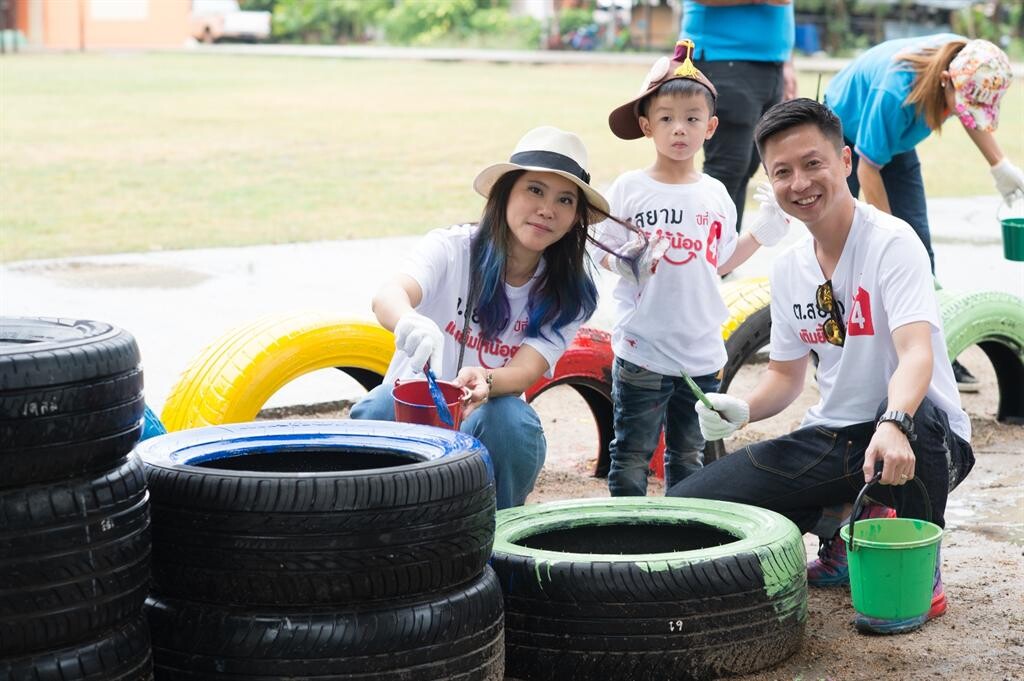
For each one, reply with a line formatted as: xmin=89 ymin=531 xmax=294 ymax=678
xmin=136 ymin=420 xmax=505 ymax=680
xmin=0 ymin=318 xmax=152 ymax=680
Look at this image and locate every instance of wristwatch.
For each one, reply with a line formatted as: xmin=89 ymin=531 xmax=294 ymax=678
xmin=877 ymin=410 xmax=916 ymax=441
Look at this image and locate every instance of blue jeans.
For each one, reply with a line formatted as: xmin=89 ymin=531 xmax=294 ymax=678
xmin=666 ymin=397 xmax=975 ymax=535
xmin=349 ymin=384 xmax=546 ymax=510
xmin=846 ymin=141 xmax=934 ymax=273
xmin=608 ymin=357 xmax=720 ymax=496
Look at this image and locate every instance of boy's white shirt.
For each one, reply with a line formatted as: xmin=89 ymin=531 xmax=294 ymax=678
xmin=595 ymin=170 xmax=738 ymax=376
xmin=383 ymin=224 xmax=579 ymax=387
xmin=769 ymin=201 xmax=970 ymax=441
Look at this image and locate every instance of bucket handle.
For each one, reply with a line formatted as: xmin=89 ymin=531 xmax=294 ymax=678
xmin=996 ymin=194 xmax=1024 ymax=222
xmin=845 ymin=462 xmax=934 ymax=552
xmin=393 ymin=377 xmax=472 ymax=404
xmin=845 ymin=469 xmax=882 ymax=553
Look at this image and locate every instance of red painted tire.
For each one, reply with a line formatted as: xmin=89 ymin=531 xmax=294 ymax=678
xmin=525 ymin=327 xmax=623 ymax=478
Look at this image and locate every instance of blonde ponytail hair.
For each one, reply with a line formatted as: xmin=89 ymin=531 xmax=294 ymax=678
xmin=901 ymin=39 xmax=967 ymax=131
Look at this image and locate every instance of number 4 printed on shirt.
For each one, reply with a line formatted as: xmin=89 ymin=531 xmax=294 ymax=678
xmin=848 ymin=286 xmax=874 ymax=336
xmin=705 ymin=220 xmax=721 ymax=267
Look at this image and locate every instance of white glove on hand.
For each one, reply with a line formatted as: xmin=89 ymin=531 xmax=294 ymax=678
xmin=991 ymin=158 xmax=1024 ymax=205
xmin=694 ymin=393 xmax=750 ymax=441
xmin=747 ymin=182 xmax=791 ymax=247
xmin=393 ymin=311 xmax=444 ymax=376
xmin=611 ymin=233 xmax=670 ymax=286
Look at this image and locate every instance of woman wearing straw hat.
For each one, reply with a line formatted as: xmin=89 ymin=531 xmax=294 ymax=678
xmin=350 ymin=126 xmax=651 ymax=509
xmin=824 ymin=35 xmax=1022 ymax=391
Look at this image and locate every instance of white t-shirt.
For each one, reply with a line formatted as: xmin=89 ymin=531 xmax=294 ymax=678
xmin=595 ymin=170 xmax=738 ymax=376
xmin=382 ymin=224 xmax=582 ymax=387
xmin=769 ymin=201 xmax=970 ymax=441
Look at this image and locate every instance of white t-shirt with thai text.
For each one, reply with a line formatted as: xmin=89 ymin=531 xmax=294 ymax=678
xmin=382 ymin=223 xmax=582 ymax=387
xmin=595 ymin=170 xmax=738 ymax=376
xmin=768 ymin=201 xmax=970 ymax=441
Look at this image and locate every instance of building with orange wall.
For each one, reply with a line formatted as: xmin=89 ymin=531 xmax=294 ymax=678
xmin=10 ymin=0 xmax=189 ymax=50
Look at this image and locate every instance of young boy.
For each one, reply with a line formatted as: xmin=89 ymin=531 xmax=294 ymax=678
xmin=599 ymin=40 xmax=791 ymax=496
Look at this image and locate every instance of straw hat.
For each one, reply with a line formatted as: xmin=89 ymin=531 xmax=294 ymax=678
xmin=473 ymin=126 xmax=610 ymax=224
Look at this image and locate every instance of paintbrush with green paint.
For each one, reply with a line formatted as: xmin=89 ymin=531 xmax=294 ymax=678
xmin=681 ymin=371 xmax=717 ymax=412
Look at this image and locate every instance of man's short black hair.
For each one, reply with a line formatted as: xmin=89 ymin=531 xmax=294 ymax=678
xmin=754 ymin=98 xmax=845 ymax=159
xmin=639 ymin=78 xmax=716 ymax=119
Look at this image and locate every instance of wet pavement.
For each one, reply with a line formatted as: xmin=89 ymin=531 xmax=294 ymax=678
xmin=2 ymin=195 xmax=1022 ymax=413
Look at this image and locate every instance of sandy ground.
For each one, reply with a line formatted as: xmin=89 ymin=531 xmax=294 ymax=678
xmin=276 ymin=345 xmax=1023 ymax=680
xmin=523 ymin=345 xmax=1024 ymax=681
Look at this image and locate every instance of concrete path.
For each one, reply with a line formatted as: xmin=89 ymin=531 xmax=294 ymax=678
xmin=183 ymin=43 xmax=1024 ymax=77
xmin=2 ymin=195 xmax=1021 ymax=414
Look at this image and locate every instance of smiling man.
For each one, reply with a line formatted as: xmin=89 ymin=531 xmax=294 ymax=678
xmin=667 ymin=98 xmax=975 ymax=636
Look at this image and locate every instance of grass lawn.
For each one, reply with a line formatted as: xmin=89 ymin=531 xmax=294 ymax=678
xmin=2 ymin=52 xmax=1021 ymax=261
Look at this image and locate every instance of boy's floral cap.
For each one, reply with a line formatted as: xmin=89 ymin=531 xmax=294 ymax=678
xmin=950 ymin=39 xmax=1012 ymax=132
xmin=608 ymin=39 xmax=718 ymax=140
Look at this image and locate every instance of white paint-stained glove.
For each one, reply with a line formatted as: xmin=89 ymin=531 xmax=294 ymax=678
xmin=393 ymin=310 xmax=444 ymax=376
xmin=991 ymin=158 xmax=1024 ymax=205
xmin=610 ymin=233 xmax=670 ymax=286
xmin=694 ymin=393 xmax=750 ymax=441
xmin=747 ymin=182 xmax=791 ymax=247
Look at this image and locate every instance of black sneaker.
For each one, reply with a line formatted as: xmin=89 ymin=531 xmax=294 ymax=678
xmin=951 ymin=359 xmax=980 ymax=393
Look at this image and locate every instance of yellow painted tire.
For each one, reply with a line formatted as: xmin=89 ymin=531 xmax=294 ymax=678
xmin=720 ymin=276 xmax=771 ymax=341
xmin=160 ymin=278 xmax=775 ymax=445
xmin=160 ymin=313 xmax=394 ymax=431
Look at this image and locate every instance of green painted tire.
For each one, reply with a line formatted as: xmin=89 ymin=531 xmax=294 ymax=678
xmin=940 ymin=290 xmax=1024 ymax=424
xmin=492 ymin=497 xmax=806 ymax=680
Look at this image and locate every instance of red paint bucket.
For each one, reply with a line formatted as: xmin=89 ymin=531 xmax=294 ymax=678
xmin=392 ymin=378 xmax=467 ymax=430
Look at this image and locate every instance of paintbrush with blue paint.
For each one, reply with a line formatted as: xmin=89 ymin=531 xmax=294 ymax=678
xmin=424 ymin=363 xmax=455 ymax=427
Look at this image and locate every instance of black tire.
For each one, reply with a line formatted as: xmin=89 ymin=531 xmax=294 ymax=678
xmin=147 ymin=567 xmax=505 ymax=680
xmin=491 ymin=497 xmax=806 ymax=681
xmin=0 ymin=317 xmax=144 ymax=487
xmin=0 ymin=455 xmax=151 ymax=655
xmin=0 ymin=617 xmax=153 ymax=680
xmin=137 ymin=420 xmax=495 ymax=606
xmin=707 ymin=304 xmax=772 ymax=463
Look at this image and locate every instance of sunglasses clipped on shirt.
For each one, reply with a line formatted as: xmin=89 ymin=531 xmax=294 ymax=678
xmin=816 ymin=279 xmax=846 ymax=347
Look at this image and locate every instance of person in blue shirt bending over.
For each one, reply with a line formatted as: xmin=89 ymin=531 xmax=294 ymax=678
xmin=825 ymin=35 xmax=1023 ymax=391
xmin=679 ymin=0 xmax=797 ymax=228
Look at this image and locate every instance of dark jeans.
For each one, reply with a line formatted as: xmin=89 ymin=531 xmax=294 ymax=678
xmin=695 ymin=59 xmax=784 ymax=228
xmin=351 ymin=383 xmax=546 ymax=510
xmin=846 ymin=140 xmax=934 ymax=273
xmin=667 ymin=397 xmax=974 ymax=535
xmin=608 ymin=357 xmax=720 ymax=496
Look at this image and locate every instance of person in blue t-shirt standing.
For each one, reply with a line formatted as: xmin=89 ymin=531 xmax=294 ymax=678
xmin=824 ymin=35 xmax=1022 ymax=390
xmin=679 ymin=0 xmax=797 ymax=228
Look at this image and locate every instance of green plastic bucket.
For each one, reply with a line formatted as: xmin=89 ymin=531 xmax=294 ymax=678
xmin=839 ymin=516 xmax=942 ymax=619
xmin=1001 ymin=216 xmax=1024 ymax=262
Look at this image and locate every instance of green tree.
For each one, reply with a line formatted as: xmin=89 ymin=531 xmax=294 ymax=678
xmin=240 ymin=0 xmax=278 ymax=10
xmin=271 ymin=0 xmax=391 ymax=43
xmin=383 ymin=0 xmax=518 ymax=45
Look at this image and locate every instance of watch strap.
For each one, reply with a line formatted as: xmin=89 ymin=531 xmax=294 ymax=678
xmin=877 ymin=410 xmax=916 ymax=441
